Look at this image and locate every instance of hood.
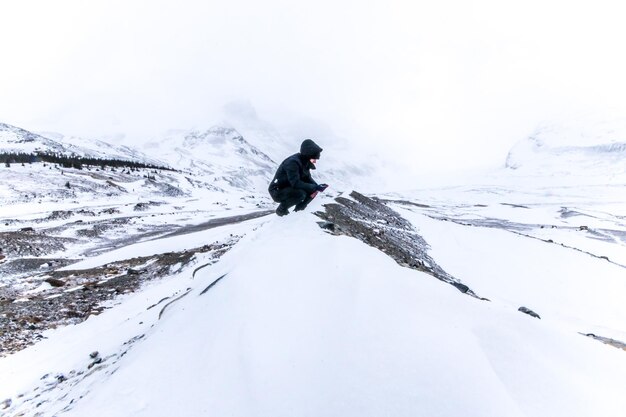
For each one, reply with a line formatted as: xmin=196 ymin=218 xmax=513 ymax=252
xmin=299 ymin=139 xmax=323 ymax=159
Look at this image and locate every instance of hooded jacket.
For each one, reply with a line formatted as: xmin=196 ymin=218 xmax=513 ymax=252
xmin=268 ymin=139 xmax=323 ymax=195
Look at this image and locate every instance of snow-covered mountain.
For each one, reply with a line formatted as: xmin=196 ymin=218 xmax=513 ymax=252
xmin=1 ymin=123 xmax=162 ymax=166
xmin=505 ymin=118 xmax=626 ymax=178
xmin=1 ymin=123 xmax=70 ymax=155
xmin=142 ymin=126 xmax=276 ymax=192
xmin=142 ymin=124 xmax=386 ymax=193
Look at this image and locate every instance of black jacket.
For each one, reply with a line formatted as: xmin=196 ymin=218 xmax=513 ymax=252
xmin=269 ymin=139 xmax=323 ymax=195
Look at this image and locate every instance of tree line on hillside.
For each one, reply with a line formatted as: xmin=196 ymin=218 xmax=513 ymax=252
xmin=0 ymin=152 xmax=173 ymax=171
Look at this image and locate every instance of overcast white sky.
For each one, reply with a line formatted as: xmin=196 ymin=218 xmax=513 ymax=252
xmin=1 ymin=0 xmax=625 ymax=173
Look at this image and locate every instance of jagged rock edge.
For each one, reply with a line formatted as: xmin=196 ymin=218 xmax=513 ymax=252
xmin=314 ymin=191 xmax=483 ymax=299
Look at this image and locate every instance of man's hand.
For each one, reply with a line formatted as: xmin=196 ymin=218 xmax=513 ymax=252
xmin=316 ymin=184 xmax=329 ymax=192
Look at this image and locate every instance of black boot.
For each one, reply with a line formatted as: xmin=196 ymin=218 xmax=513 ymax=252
xmin=293 ymin=195 xmax=313 ymax=212
xmin=276 ymin=205 xmax=289 ymax=216
xmin=293 ymin=201 xmax=307 ymax=212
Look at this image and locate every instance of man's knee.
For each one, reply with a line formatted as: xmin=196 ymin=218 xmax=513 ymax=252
xmin=293 ymin=189 xmax=307 ymax=201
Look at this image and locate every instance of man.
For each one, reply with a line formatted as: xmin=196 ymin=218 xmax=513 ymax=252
xmin=268 ymin=139 xmax=329 ymax=216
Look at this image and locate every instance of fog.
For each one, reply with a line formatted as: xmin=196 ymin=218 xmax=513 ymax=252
xmin=2 ymin=0 xmax=625 ymax=174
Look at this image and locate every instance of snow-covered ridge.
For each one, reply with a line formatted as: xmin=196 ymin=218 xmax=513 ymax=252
xmin=0 ymin=123 xmax=68 ymax=154
xmin=0 ymin=122 xmax=164 ymax=167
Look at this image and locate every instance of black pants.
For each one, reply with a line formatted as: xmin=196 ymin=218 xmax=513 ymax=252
xmin=270 ymin=187 xmax=313 ymax=210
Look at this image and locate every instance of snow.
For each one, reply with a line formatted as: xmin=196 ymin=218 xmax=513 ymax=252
xmin=2 ymin=203 xmax=626 ymax=416
xmin=61 ymin=213 xmax=267 ymax=270
xmin=2 ymin=118 xmax=626 ymax=416
xmin=399 ymin=207 xmax=626 ymax=336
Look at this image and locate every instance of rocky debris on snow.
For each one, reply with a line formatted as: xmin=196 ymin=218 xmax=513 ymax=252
xmin=315 ymin=191 xmax=479 ymax=297
xmin=0 ymin=258 xmax=78 ymax=284
xmin=47 ymin=210 xmax=74 ymax=221
xmin=518 ymin=306 xmax=541 ymax=319
xmin=582 ymin=333 xmax=626 ymax=351
xmin=133 ymin=201 xmax=165 ymax=211
xmin=0 ymin=231 xmax=76 ymax=258
xmin=44 ymin=277 xmax=66 ymax=287
xmin=99 ymin=207 xmax=121 ymax=215
xmin=0 ymin=240 xmax=238 ymax=356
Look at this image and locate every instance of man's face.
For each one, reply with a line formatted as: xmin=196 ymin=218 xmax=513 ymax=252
xmin=310 ymin=158 xmax=318 ymax=165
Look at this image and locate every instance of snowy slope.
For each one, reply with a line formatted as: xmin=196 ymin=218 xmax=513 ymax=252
xmin=0 ymin=123 xmax=69 ymax=155
xmin=505 ymin=118 xmax=626 ymax=178
xmin=0 ymin=123 xmax=163 ymax=166
xmin=37 ymin=131 xmax=166 ymax=167
xmin=2 ymin=202 xmax=625 ymax=417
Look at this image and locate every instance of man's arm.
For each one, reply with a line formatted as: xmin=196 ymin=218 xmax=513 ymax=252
xmin=284 ymin=160 xmax=317 ymax=194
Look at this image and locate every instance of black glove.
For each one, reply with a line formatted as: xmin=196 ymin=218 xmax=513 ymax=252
xmin=316 ymin=184 xmax=329 ymax=192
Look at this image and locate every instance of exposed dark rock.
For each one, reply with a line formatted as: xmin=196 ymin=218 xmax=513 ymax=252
xmin=518 ymin=306 xmax=541 ymax=319
xmin=88 ymin=357 xmax=103 ymax=369
xmin=133 ymin=200 xmax=169 ymax=211
xmin=582 ymin=333 xmax=626 ymax=351
xmin=315 ymin=191 xmax=479 ymax=297
xmin=45 ymin=278 xmax=65 ymax=287
xmin=501 ymin=203 xmax=530 ymax=209
xmin=318 ymin=221 xmax=336 ymax=232
xmin=134 ymin=203 xmax=150 ymax=211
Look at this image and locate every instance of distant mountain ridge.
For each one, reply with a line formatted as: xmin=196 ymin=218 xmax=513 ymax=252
xmin=0 ymin=123 xmax=69 ymax=154
xmin=0 ymin=122 xmax=165 ymax=167
xmin=142 ymin=126 xmax=276 ymax=191
xmin=505 ymin=119 xmax=626 ymax=176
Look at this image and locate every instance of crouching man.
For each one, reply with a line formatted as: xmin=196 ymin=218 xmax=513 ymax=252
xmin=268 ymin=139 xmax=329 ymax=216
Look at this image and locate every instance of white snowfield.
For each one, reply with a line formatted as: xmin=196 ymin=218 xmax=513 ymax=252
xmin=2 ymin=204 xmax=625 ymax=417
